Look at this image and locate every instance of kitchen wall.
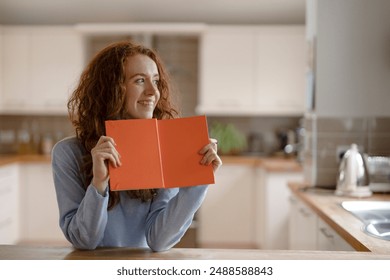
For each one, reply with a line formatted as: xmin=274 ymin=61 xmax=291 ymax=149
xmin=303 ymin=115 xmax=390 ymax=187
xmin=302 ymin=0 xmax=390 ymax=187
xmin=0 ymin=114 xmax=73 ymax=154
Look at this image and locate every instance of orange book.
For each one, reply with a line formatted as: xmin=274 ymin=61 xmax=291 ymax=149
xmin=105 ymin=115 xmax=215 ymax=190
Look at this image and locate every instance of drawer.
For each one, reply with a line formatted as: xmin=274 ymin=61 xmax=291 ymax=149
xmin=0 ymin=217 xmax=17 ymax=244
xmin=0 ymin=164 xmax=19 ymax=193
xmin=0 ymin=192 xmax=17 ymax=222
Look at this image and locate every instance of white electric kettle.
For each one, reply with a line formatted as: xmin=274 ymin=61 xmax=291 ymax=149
xmin=335 ymin=143 xmax=372 ymax=197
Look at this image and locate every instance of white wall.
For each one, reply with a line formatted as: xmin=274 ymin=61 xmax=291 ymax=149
xmin=313 ymin=0 xmax=390 ymax=117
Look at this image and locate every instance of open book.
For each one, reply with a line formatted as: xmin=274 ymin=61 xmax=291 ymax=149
xmin=105 ymin=115 xmax=215 ymax=191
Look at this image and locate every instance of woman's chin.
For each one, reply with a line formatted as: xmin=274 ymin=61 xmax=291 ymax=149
xmin=123 ymin=111 xmax=154 ymax=119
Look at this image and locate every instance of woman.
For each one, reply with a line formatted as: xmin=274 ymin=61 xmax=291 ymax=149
xmin=52 ymin=41 xmax=222 ymax=251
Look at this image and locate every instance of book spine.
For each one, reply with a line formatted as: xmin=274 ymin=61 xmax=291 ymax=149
xmin=155 ymin=119 xmax=166 ymax=188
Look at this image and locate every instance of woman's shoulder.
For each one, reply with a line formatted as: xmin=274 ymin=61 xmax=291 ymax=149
xmin=52 ymin=136 xmax=85 ymax=158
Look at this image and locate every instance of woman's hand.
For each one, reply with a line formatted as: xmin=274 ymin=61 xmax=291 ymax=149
xmin=91 ymin=136 xmax=121 ymax=194
xmin=199 ymin=138 xmax=222 ymax=173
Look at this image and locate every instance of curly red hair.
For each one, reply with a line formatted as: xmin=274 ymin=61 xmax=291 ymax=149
xmin=68 ymin=41 xmax=179 ymax=209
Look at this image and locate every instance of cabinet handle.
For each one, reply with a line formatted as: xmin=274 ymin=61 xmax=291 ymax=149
xmin=299 ymin=207 xmax=312 ymax=218
xmin=319 ymin=227 xmax=334 ymax=239
xmin=289 ymin=196 xmax=297 ymax=204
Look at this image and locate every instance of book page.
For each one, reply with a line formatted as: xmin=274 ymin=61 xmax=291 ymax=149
xmin=158 ymin=116 xmax=215 ymax=188
xmin=105 ymin=119 xmax=164 ymax=190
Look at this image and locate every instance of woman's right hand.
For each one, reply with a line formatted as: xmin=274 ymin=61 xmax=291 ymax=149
xmin=91 ymin=136 xmax=121 ymax=194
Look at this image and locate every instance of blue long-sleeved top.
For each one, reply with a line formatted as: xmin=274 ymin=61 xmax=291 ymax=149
xmin=51 ymin=136 xmax=208 ymax=251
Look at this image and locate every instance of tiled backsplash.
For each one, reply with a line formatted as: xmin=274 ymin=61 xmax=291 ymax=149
xmin=0 ymin=114 xmax=301 ymax=156
xmin=0 ymin=115 xmax=73 ymax=154
xmin=303 ymin=114 xmax=390 ymax=187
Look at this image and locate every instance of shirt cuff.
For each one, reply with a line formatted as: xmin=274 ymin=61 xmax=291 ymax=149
xmin=90 ymin=183 xmax=109 ymax=198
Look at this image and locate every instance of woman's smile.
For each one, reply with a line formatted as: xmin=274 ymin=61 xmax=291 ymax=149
xmin=137 ymin=99 xmax=155 ymax=107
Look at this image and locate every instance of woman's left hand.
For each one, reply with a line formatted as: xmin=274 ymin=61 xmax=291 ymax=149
xmin=199 ymin=138 xmax=222 ymax=173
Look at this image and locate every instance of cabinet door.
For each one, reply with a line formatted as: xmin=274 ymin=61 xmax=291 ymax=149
xmin=254 ymin=26 xmax=305 ymax=115
xmin=256 ymin=171 xmax=303 ymax=249
xmin=198 ymin=27 xmax=256 ymax=114
xmin=1 ymin=27 xmax=31 ymax=108
xmin=0 ymin=26 xmax=3 ymax=102
xmin=1 ymin=26 xmax=84 ymax=113
xmin=198 ymin=164 xmax=255 ymax=248
xmin=30 ymin=27 xmax=84 ymax=111
xmin=0 ymin=164 xmax=20 ymax=244
xmin=288 ymin=195 xmax=317 ymax=250
xmin=317 ymin=218 xmax=354 ymax=251
xmin=19 ymin=163 xmax=68 ymax=244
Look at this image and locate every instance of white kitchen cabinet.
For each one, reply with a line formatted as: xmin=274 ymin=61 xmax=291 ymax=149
xmin=289 ymin=193 xmax=355 ymax=251
xmin=30 ymin=27 xmax=85 ymax=110
xmin=254 ymin=26 xmax=305 ymax=114
xmin=0 ymin=26 xmax=3 ymax=103
xmin=307 ymin=0 xmax=390 ymax=117
xmin=1 ymin=26 xmax=85 ymax=114
xmin=0 ymin=164 xmax=20 ymax=244
xmin=18 ymin=162 xmax=68 ymax=244
xmin=317 ymin=218 xmax=354 ymax=251
xmin=288 ymin=195 xmax=317 ymax=250
xmin=1 ymin=27 xmax=30 ymax=108
xmin=197 ymin=25 xmax=305 ymax=116
xmin=198 ymin=163 xmax=255 ymax=248
xmin=198 ymin=26 xmax=256 ymax=114
xmin=256 ymin=169 xmax=303 ymax=249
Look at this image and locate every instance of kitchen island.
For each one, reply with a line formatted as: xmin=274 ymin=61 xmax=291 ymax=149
xmin=1 ymin=245 xmax=390 ymax=260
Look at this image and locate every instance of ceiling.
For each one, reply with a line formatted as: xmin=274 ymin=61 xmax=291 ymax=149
xmin=0 ymin=0 xmax=305 ymax=25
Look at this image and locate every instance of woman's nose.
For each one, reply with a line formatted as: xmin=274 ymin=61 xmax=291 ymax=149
xmin=145 ymin=80 xmax=158 ymax=95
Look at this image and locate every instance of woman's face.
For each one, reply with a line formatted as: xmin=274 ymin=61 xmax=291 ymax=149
xmin=124 ymin=54 xmax=160 ymax=119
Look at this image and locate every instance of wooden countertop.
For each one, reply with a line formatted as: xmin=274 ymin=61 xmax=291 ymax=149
xmin=0 ymin=154 xmax=51 ymax=166
xmin=288 ymin=182 xmax=390 ymax=254
xmin=1 ymin=245 xmax=389 ymax=260
xmin=221 ymin=155 xmax=302 ymax=172
xmin=1 ymin=154 xmax=302 ymax=172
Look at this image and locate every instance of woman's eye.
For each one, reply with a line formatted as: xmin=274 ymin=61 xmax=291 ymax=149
xmin=135 ymin=78 xmax=144 ymax=84
xmin=153 ymin=80 xmax=160 ymax=86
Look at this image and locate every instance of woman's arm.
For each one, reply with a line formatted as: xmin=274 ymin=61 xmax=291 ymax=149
xmin=145 ymin=138 xmax=222 ymax=251
xmin=52 ymin=138 xmax=109 ymax=250
xmin=145 ymin=185 xmax=208 ymax=252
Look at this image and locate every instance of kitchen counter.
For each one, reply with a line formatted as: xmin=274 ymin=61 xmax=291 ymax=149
xmin=1 ymin=245 xmax=389 ymax=260
xmin=221 ymin=155 xmax=302 ymax=172
xmin=0 ymin=154 xmax=51 ymax=166
xmin=288 ymin=182 xmax=390 ymax=254
xmin=0 ymin=154 xmax=302 ymax=172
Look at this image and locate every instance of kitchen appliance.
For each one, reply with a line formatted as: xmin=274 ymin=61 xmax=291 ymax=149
xmin=367 ymin=156 xmax=390 ymax=193
xmin=335 ymin=143 xmax=372 ymax=197
xmin=276 ymin=129 xmax=297 ymax=156
xmin=247 ymin=132 xmax=264 ymax=155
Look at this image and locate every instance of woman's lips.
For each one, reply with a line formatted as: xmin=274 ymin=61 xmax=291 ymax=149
xmin=138 ymin=100 xmax=154 ymax=107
